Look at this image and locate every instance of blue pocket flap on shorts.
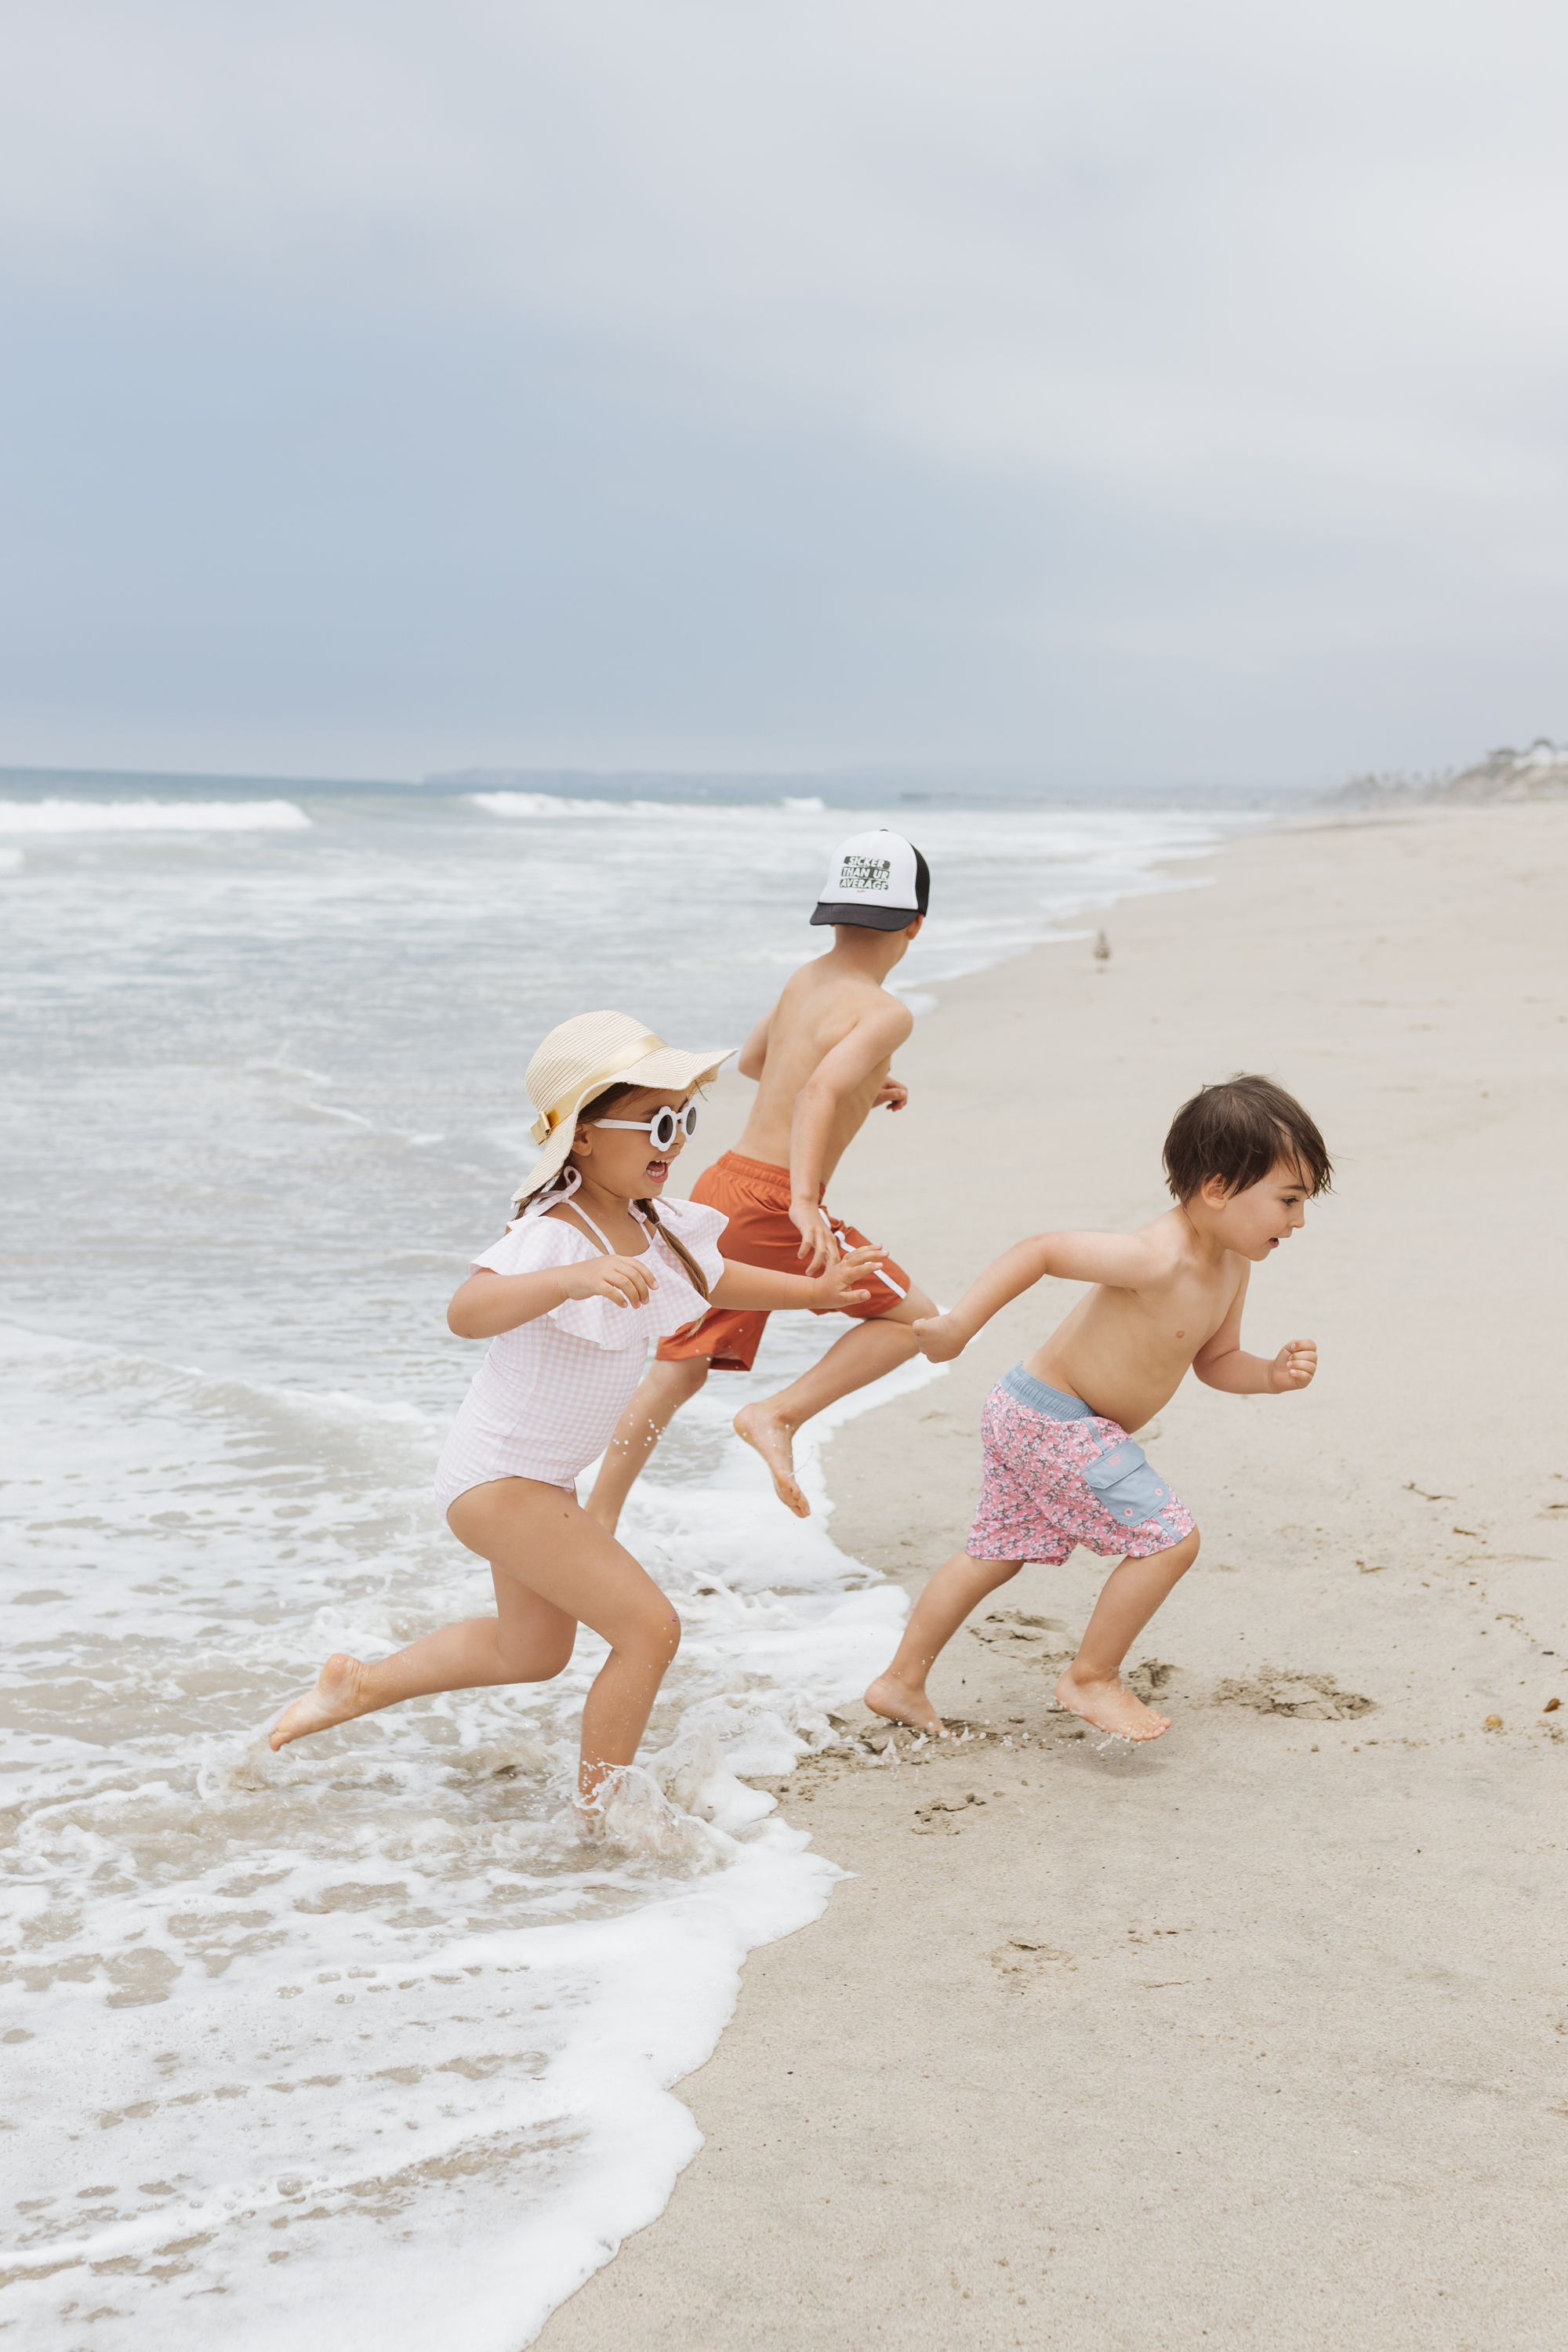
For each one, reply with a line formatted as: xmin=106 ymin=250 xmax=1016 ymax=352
xmin=1082 ymin=1439 xmax=1173 ymax=1526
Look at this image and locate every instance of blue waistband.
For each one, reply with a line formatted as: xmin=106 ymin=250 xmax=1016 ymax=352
xmin=999 ymin=1363 xmax=1094 ymax=1421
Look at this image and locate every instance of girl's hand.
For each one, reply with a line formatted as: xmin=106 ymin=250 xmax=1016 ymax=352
xmin=808 ymin=1243 xmax=883 ymax=1313
xmin=560 ymin=1254 xmax=659 ymax=1312
xmin=1269 ymin=1338 xmax=1316 ymax=1391
xmin=913 ymin=1311 xmax=965 ymax=1363
xmin=873 ymin=1078 xmax=909 ymax=1112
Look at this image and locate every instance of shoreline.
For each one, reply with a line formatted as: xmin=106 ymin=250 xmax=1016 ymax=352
xmin=541 ymin=801 xmax=1568 ymax=2349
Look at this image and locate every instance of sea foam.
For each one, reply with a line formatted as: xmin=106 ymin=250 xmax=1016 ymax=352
xmin=0 ymin=797 xmax=310 ymax=831
xmin=0 ymin=1317 xmax=935 ymax=2347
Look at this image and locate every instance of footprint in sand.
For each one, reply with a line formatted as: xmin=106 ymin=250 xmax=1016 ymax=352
xmin=1214 ymin=1670 xmax=1374 ymax=1722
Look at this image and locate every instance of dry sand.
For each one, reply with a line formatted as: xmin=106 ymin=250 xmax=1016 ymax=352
xmin=541 ymin=805 xmax=1568 ymax=2351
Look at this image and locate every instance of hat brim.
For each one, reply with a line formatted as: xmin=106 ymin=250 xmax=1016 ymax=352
xmin=511 ymin=1042 xmax=735 ymax=1207
xmin=809 ymin=901 xmax=921 ymax=930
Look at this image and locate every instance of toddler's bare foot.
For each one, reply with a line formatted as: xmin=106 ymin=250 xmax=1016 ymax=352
xmin=268 ymin=1653 xmax=371 ymax=1750
xmin=1054 ymin=1664 xmax=1171 ymax=1742
xmin=733 ymin=1404 xmax=809 ymax=1516
xmin=864 ymin=1671 xmax=951 ymax=1737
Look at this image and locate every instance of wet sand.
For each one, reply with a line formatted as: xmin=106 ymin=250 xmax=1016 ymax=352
xmin=540 ymin=804 xmax=1568 ymax=2350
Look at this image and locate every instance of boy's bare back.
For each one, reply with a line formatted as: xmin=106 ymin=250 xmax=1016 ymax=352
xmin=733 ymin=945 xmax=913 ymax=1185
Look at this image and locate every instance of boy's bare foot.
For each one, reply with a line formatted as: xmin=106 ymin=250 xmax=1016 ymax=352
xmin=733 ymin=1403 xmax=809 ymax=1516
xmin=1054 ymin=1664 xmax=1171 ymax=1742
xmin=268 ymin=1653 xmax=370 ymax=1750
xmin=864 ymin=1671 xmax=951 ymax=1737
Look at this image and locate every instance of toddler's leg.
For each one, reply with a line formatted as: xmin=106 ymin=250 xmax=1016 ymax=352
xmin=1055 ymin=1526 xmax=1201 ymax=1741
xmin=864 ymin=1549 xmax=1024 ymax=1735
xmin=584 ymin=1356 xmax=710 ymax=1535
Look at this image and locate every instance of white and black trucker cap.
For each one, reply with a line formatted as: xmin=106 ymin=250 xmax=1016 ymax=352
xmin=809 ymin=829 xmax=931 ymax=931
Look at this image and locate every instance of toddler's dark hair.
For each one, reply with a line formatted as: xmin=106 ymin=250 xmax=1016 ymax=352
xmin=1163 ymin=1074 xmax=1332 ymax=1203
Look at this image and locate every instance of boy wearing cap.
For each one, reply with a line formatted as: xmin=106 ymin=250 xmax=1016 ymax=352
xmin=585 ymin=829 xmax=938 ymax=1526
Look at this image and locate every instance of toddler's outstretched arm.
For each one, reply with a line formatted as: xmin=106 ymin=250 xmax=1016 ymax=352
xmin=913 ymin=1229 xmax=1159 ymax=1360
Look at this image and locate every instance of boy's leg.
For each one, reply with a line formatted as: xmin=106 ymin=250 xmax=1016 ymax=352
xmin=864 ymin=1548 xmax=1024 ymax=1734
xmin=1054 ymin=1527 xmax=1201 ymax=1742
xmin=734 ymin=1283 xmax=938 ymax=1518
xmin=583 ymin=1356 xmax=711 ymax=1536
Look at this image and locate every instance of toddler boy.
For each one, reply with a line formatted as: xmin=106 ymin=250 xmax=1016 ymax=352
xmin=865 ymin=1075 xmax=1330 ymax=1741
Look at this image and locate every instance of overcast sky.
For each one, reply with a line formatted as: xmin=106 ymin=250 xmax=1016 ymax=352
xmin=2 ymin=0 xmax=1564 ymax=786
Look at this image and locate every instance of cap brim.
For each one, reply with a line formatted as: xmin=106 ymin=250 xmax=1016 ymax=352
xmin=810 ymin=902 xmax=920 ymax=930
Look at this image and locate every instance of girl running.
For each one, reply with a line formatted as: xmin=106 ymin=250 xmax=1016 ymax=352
xmin=269 ymin=1011 xmax=883 ymax=1805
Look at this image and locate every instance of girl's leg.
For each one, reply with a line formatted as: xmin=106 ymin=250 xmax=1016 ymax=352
xmin=864 ymin=1549 xmax=1025 ymax=1735
xmin=1054 ymin=1526 xmax=1201 ymax=1742
xmin=269 ymin=1570 xmax=578 ymax=1754
xmin=270 ymin=1478 xmax=682 ymax=1796
xmin=583 ymin=1356 xmax=710 ymax=1536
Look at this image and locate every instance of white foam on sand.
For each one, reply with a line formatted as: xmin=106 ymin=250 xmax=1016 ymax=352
xmin=0 ymin=797 xmax=310 ymax=832
xmin=0 ymin=1316 xmax=941 ymax=2347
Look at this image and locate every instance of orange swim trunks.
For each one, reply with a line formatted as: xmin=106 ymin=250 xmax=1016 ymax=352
xmin=655 ymin=1149 xmax=913 ymax=1373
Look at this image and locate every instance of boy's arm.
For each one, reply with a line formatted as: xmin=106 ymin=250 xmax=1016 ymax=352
xmin=913 ymin=1230 xmax=1164 ymax=1361
xmin=1192 ymin=1266 xmax=1316 ymax=1393
xmin=789 ymin=1000 xmax=913 ymax=1272
xmin=736 ymin=1003 xmax=775 ymax=1081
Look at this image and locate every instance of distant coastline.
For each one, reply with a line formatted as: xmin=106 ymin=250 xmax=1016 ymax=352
xmin=1323 ymin=735 xmax=1568 ymax=810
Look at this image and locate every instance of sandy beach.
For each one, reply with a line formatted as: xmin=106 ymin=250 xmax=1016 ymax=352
xmin=540 ymin=803 xmax=1568 ymax=2350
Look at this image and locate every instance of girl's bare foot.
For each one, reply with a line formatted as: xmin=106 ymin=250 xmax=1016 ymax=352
xmin=732 ymin=1404 xmax=809 ymax=1516
xmin=864 ymin=1671 xmax=950 ymax=1737
xmin=268 ymin=1653 xmax=370 ymax=1750
xmin=1054 ymin=1664 xmax=1171 ymax=1741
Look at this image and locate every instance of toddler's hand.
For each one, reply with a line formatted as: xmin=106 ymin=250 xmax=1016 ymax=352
xmin=561 ymin=1254 xmax=659 ymax=1311
xmin=810 ymin=1243 xmax=881 ymax=1314
xmin=1270 ymin=1338 xmax=1316 ymax=1391
xmin=913 ymin=1312 xmax=964 ymax=1363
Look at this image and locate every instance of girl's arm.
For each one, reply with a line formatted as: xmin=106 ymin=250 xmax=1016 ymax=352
xmin=710 ymin=1245 xmax=884 ymax=1317
xmin=913 ymin=1230 xmax=1162 ymax=1362
xmin=448 ymin=1253 xmax=658 ymax=1338
xmin=1193 ymin=1269 xmax=1317 ymax=1392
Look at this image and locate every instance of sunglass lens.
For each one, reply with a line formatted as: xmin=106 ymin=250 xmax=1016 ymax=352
xmin=649 ymin=1108 xmax=677 ymax=1150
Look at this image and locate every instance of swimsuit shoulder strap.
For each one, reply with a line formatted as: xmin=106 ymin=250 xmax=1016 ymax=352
xmin=564 ymin=1203 xmax=618 ymax=1255
xmin=524 ymin=1169 xmax=619 ymax=1258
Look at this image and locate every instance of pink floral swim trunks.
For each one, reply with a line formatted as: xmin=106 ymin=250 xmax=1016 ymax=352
xmin=966 ymin=1363 xmax=1196 ymax=1564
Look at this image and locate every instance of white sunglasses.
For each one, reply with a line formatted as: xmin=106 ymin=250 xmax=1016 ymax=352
xmin=593 ymin=1104 xmax=698 ymax=1151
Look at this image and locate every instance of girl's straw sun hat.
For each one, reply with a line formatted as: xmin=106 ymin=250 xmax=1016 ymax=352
xmin=514 ymin=1010 xmax=735 ymax=1207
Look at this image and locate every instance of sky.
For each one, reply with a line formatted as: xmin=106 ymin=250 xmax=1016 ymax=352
xmin=1 ymin=0 xmax=1565 ymax=789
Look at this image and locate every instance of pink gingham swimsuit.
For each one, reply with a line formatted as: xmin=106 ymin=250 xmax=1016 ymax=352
xmin=966 ymin=1363 xmax=1195 ymax=1564
xmin=434 ymin=1178 xmax=728 ymax=1512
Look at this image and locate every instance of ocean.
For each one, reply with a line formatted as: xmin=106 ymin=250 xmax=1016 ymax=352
xmin=0 ymin=779 xmax=1258 ymax=2344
